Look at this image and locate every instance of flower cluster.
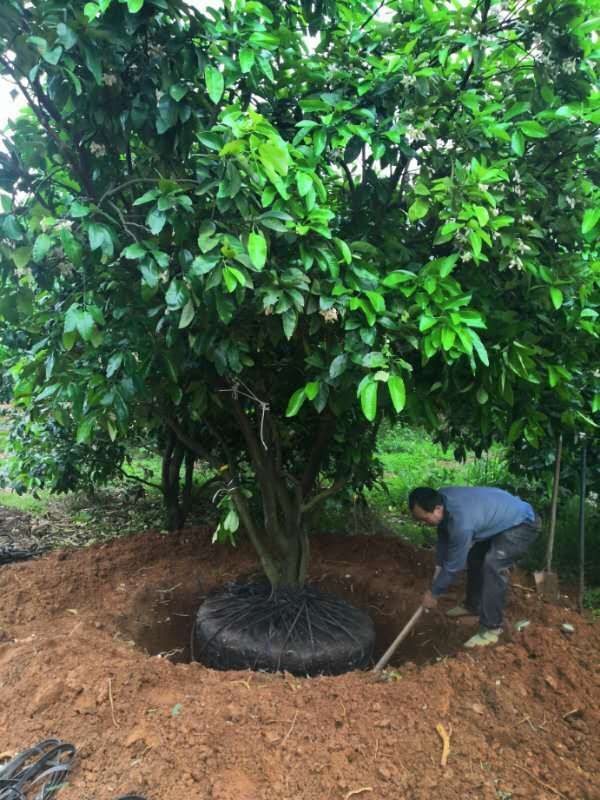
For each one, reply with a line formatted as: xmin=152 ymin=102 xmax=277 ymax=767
xmin=319 ymin=308 xmax=338 ymax=323
xmin=90 ymin=142 xmax=107 ymax=157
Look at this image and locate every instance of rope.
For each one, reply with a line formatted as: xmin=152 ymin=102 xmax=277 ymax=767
xmin=219 ymin=380 xmax=270 ymax=450
xmin=0 ymin=740 xmax=147 ymax=800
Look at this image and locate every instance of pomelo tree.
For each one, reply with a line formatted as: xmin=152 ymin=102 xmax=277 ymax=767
xmin=0 ymin=0 xmax=598 ymax=586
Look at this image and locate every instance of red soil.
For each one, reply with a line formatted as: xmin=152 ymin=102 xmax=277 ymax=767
xmin=0 ymin=527 xmax=598 ymax=800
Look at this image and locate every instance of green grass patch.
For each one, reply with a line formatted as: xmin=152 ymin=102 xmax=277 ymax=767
xmin=0 ymin=488 xmax=51 ymax=514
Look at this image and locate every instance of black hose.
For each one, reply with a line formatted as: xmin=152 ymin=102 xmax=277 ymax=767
xmin=0 ymin=740 xmax=147 ymax=800
xmin=0 ymin=546 xmax=48 ymax=566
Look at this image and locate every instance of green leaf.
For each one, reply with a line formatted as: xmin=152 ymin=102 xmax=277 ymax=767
xmin=474 ymin=206 xmax=489 ymax=227
xmin=285 ymin=387 xmax=306 ymax=417
xmin=147 ymin=208 xmax=167 ymax=235
xmin=123 ymin=243 xmax=146 ymax=259
xmin=106 ymin=353 xmax=123 ymax=378
xmin=76 ymin=309 xmax=95 ymax=341
xmin=468 ymin=329 xmax=489 ymax=366
xmin=441 ymin=327 xmax=456 ymax=351
xmin=204 ymin=65 xmax=224 ymax=104
xmin=169 ymin=84 xmax=187 ymax=102
xmin=248 ymin=231 xmax=267 ymax=269
xmin=165 ymin=279 xmax=187 ymax=310
xmin=550 ymin=287 xmax=563 ymax=310
xmin=198 ymin=221 xmax=219 ymax=253
xmin=305 ymin=381 xmax=319 ymax=401
xmin=296 ymin=172 xmax=313 ymax=197
xmin=76 ymin=416 xmax=95 ymax=445
xmin=2 ymin=215 xmax=23 ymax=240
xmin=259 ymin=140 xmax=289 ymax=178
xmin=329 ymin=354 xmax=347 ymax=379
xmin=33 ymin=234 xmax=53 ymax=263
xmin=419 ymin=315 xmax=437 ymax=332
xmin=12 ymin=246 xmax=32 ymax=269
xmin=469 ymin=230 xmax=482 ymax=257
xmin=42 ymin=46 xmax=63 ymax=65
xmin=70 ymin=201 xmax=91 ymax=218
xmin=518 ymin=121 xmax=548 ymax=138
xmin=387 ymin=375 xmax=406 ymax=413
xmin=382 ymin=270 xmax=415 ymax=287
xmin=476 ymin=386 xmax=488 ymax=404
xmin=179 ymin=298 xmax=195 ymax=328
xmin=133 ymin=189 xmax=160 ymax=206
xmin=508 ymin=419 xmax=525 ymax=444
xmin=360 ymin=380 xmax=378 ymax=422
xmin=88 ymin=223 xmax=113 ymax=256
xmin=439 ymin=255 xmax=458 ymax=278
xmin=282 ymin=308 xmax=297 ymax=339
xmin=84 ymin=3 xmax=100 ymax=21
xmin=239 ymin=47 xmax=255 ymax=73
xmin=582 ymin=208 xmax=600 ymax=235
xmin=408 ymin=198 xmax=429 ymax=222
xmin=511 ymin=130 xmax=525 ymax=156
xmin=334 ymin=237 xmax=352 ymax=265
xmin=56 ymin=23 xmax=77 ymax=50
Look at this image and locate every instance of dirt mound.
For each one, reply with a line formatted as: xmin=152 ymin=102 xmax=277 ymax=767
xmin=0 ymin=527 xmax=598 ymax=800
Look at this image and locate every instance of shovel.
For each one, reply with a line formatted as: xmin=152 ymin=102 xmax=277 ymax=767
xmin=373 ymin=605 xmax=424 ymax=672
xmin=534 ymin=434 xmax=562 ymax=601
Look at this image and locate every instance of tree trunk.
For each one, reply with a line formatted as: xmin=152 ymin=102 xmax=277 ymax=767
xmin=161 ymin=432 xmax=194 ymax=531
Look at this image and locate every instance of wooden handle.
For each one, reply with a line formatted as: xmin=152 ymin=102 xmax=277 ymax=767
xmin=372 ymin=606 xmax=424 ymax=672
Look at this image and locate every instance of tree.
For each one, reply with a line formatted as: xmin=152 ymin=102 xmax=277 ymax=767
xmin=0 ymin=0 xmax=598 ymax=588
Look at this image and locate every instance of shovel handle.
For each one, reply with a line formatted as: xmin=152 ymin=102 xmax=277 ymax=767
xmin=373 ymin=605 xmax=424 ymax=672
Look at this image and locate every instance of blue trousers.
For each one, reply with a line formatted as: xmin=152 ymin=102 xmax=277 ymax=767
xmin=465 ymin=517 xmax=541 ymax=629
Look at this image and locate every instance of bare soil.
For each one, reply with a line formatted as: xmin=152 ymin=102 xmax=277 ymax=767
xmin=0 ymin=517 xmax=599 ymax=800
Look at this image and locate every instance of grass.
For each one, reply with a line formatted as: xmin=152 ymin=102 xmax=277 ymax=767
xmin=362 ymin=423 xmax=512 ymax=546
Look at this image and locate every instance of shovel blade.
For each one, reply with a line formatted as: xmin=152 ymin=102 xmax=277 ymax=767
xmin=534 ymin=570 xmax=559 ymax=602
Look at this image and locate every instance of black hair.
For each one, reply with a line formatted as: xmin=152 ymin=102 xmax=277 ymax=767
xmin=408 ymin=487 xmax=443 ymax=512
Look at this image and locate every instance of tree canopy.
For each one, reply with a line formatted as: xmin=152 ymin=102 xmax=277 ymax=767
xmin=0 ymin=0 xmax=598 ymax=585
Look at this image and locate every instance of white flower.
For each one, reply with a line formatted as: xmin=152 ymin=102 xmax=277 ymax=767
xmin=460 ymin=251 xmax=473 ymax=263
xmin=90 ymin=142 xmax=106 ymax=157
xmin=522 ymin=214 xmax=534 ymax=223
xmin=319 ymin=308 xmax=338 ymax=323
xmin=515 ymin=240 xmax=530 ymax=254
xmin=58 ymin=261 xmax=74 ymax=277
xmin=401 ymin=74 xmax=416 ymax=88
xmin=404 ymin=124 xmax=419 ymax=144
xmin=102 ymin=73 xmax=118 ymax=86
xmin=148 ymin=43 xmax=166 ymax=58
xmin=55 ymin=219 xmax=73 ymax=231
xmin=565 ymin=196 xmax=575 ymax=209
xmin=562 ymin=59 xmax=578 ymax=75
xmin=507 ymin=256 xmax=524 ymax=271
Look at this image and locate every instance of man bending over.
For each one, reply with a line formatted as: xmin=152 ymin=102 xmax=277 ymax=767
xmin=409 ymin=486 xmax=540 ymax=648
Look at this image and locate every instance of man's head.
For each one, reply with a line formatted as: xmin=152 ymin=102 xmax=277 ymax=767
xmin=408 ymin=487 xmax=445 ymax=526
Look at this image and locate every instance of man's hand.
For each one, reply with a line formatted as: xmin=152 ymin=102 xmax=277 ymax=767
xmin=422 ymin=590 xmax=438 ymax=610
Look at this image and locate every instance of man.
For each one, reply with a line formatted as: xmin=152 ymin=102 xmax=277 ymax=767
xmin=408 ymin=486 xmax=540 ymax=648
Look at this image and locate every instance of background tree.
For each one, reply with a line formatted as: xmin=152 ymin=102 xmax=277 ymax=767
xmin=0 ymin=0 xmax=598 ymax=587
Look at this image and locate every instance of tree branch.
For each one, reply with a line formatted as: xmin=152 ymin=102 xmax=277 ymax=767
xmin=300 ymin=413 xmax=336 ymax=497
xmin=118 ymin=466 xmax=162 ymax=491
xmin=301 ymin=478 xmax=347 ymax=514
